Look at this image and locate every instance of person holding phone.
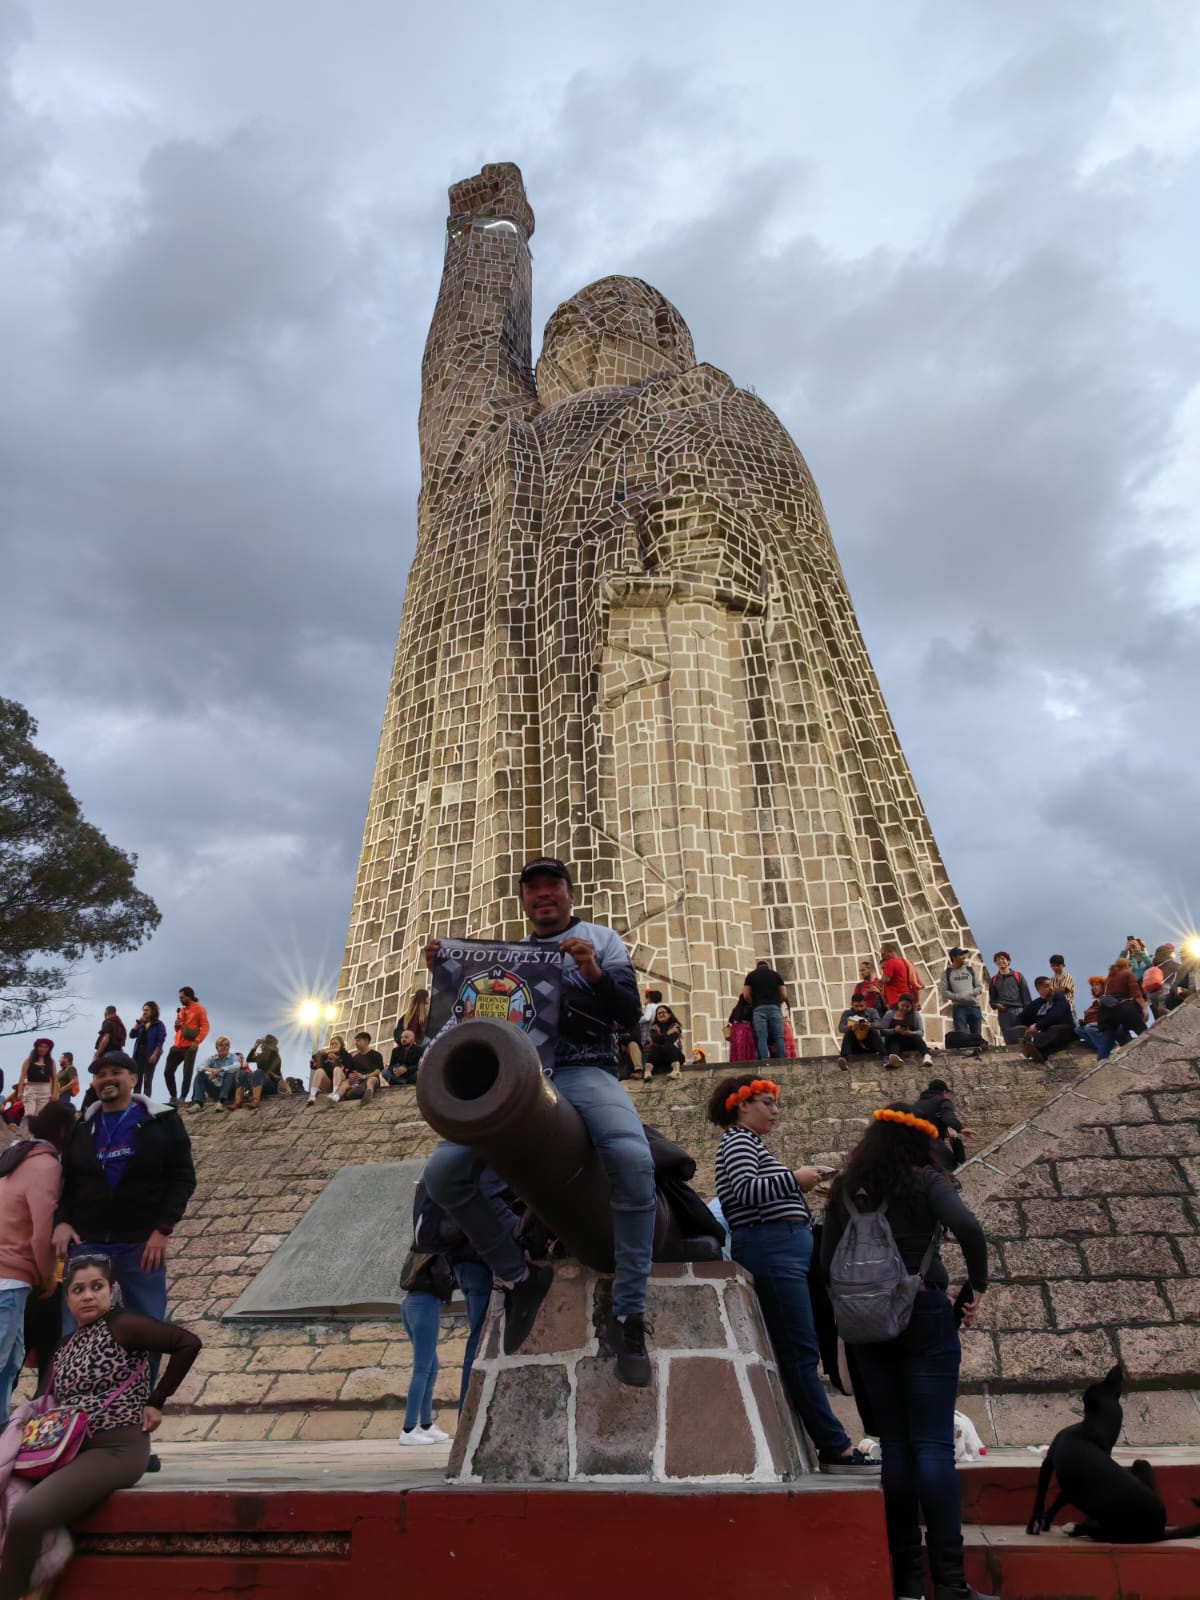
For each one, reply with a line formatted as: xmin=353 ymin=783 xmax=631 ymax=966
xmin=708 ymin=1074 xmax=877 ymax=1476
xmin=162 ymin=988 xmax=209 ymax=1104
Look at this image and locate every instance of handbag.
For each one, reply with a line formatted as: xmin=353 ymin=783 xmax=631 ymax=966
xmin=400 ymin=1247 xmax=455 ymax=1301
xmin=14 ymin=1362 xmax=147 ymax=1480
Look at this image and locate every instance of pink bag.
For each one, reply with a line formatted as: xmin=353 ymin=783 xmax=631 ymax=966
xmin=14 ymin=1363 xmax=147 ymax=1480
xmin=13 ymin=1407 xmax=90 ymax=1479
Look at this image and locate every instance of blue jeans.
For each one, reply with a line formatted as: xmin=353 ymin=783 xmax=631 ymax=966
xmin=401 ymin=1290 xmax=441 ymax=1430
xmin=752 ymin=1004 xmax=786 ymax=1061
xmin=731 ymin=1222 xmax=850 ymax=1457
xmin=1077 ymin=1021 xmax=1113 ymax=1060
xmin=850 ymin=1288 xmax=962 ymax=1585
xmin=191 ymin=1072 xmax=226 ymax=1104
xmin=0 ymin=1284 xmax=31 ymax=1428
xmin=952 ymin=1003 xmax=983 ymax=1039
xmin=454 ymin=1260 xmax=493 ymax=1414
xmin=425 ymin=1065 xmax=656 ymax=1318
xmin=63 ymin=1241 xmax=169 ymax=1384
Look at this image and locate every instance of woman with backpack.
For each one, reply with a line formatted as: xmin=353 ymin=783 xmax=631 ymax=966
xmin=708 ymin=1074 xmax=876 ymax=1475
xmin=822 ymin=1105 xmax=991 ymax=1600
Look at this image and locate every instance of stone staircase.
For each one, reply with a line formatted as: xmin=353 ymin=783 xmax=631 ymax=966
xmin=625 ymin=1045 xmax=1085 ymax=1193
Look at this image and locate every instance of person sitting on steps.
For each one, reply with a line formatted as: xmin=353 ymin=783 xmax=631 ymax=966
xmin=880 ymin=993 xmax=932 ymax=1069
xmin=643 ymin=1005 xmax=684 ymax=1079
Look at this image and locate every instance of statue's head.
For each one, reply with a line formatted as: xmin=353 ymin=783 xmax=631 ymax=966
xmin=537 ymin=275 xmax=695 ymax=405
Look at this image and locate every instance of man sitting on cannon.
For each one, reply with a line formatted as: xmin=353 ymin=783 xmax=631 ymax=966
xmin=422 ymin=858 xmax=655 ymax=1387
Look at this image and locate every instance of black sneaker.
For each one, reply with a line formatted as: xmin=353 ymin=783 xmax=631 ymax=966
xmin=612 ymin=1312 xmax=652 ymax=1388
xmin=146 ymin=1452 xmax=162 ymax=1473
xmin=502 ymin=1262 xmax=554 ymax=1355
xmin=818 ymin=1446 xmax=880 ymax=1475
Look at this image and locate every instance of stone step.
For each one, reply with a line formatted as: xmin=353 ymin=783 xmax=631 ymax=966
xmin=964 ymin=1525 xmax=1200 ymax=1599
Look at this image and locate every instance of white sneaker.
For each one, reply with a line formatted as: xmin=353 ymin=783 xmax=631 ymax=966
xmin=922 ymin=1053 xmax=932 ymax=1065
xmin=328 ymin=1092 xmax=340 ymax=1104
xmin=398 ymin=1426 xmax=430 ymax=1446
xmin=306 ymin=1096 xmax=317 ymax=1107
xmin=422 ymin=1423 xmax=450 ymax=1442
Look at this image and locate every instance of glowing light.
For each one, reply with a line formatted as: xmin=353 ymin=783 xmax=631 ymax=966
xmin=1184 ymin=937 xmax=1200 ymax=962
xmin=297 ymin=1000 xmax=319 ymax=1025
xmin=324 ymin=1004 xmax=338 ymax=1022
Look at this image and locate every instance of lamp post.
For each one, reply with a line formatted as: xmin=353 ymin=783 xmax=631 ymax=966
xmin=298 ymin=1000 xmax=338 ymax=1067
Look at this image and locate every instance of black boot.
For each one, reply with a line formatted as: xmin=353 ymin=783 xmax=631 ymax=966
xmin=929 ymin=1536 xmax=995 ymax=1600
xmin=893 ymin=1562 xmax=924 ymax=1600
xmin=611 ymin=1312 xmax=652 ymax=1387
xmin=890 ymin=1534 xmax=924 ymax=1600
xmin=932 ymin=1572 xmax=996 ymax=1600
xmin=502 ymin=1262 xmax=554 ymax=1355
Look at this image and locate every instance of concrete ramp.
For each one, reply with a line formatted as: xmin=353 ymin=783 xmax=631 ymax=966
xmin=224 ymin=1159 xmax=426 ymax=1318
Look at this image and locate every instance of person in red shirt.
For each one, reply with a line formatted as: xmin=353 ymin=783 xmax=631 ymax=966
xmin=879 ymin=943 xmax=911 ymax=1010
xmin=852 ymin=959 xmax=886 ymax=1015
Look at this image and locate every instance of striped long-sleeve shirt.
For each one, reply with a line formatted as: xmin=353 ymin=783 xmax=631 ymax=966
xmin=714 ymin=1126 xmax=812 ymax=1231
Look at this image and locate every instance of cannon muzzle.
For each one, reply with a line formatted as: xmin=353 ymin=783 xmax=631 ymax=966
xmin=417 ymin=1019 xmax=617 ymax=1271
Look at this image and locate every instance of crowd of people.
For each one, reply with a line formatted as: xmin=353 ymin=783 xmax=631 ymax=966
xmin=5 ymin=935 xmax=1195 ymax=1137
xmin=1 ymin=874 xmax=1196 ymax=1596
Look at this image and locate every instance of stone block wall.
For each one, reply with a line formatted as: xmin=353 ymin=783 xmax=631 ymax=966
xmin=450 ymin=1262 xmax=805 ymax=1483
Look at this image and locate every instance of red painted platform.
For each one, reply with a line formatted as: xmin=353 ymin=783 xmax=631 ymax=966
xmin=48 ymin=1458 xmax=1200 ymax=1599
xmin=58 ymin=1482 xmax=893 ymax=1600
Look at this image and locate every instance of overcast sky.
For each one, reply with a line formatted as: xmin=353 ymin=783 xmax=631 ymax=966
xmin=3 ymin=0 xmax=1198 ymax=1071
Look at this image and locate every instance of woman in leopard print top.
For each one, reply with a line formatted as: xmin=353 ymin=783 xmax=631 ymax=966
xmin=0 ymin=1254 xmax=201 ymax=1600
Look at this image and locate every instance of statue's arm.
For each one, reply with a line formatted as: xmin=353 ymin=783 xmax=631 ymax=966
xmin=418 ymin=164 xmax=539 ymax=492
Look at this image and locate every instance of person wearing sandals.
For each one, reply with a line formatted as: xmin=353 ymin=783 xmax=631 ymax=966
xmin=708 ymin=1074 xmax=877 ymax=1476
xmin=821 ymin=1107 xmax=992 ymax=1600
xmin=0 ymin=1253 xmax=201 ymax=1600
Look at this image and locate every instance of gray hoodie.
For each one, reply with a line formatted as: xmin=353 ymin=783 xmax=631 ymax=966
xmin=939 ymin=962 xmax=981 ymax=1006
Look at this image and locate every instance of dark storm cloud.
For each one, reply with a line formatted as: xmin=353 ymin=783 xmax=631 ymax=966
xmin=78 ymin=134 xmax=346 ymax=372
xmin=1 ymin=0 xmax=1197 ymax=1060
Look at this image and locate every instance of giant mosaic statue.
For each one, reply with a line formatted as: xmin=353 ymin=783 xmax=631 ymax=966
xmin=338 ymin=163 xmax=978 ymax=1054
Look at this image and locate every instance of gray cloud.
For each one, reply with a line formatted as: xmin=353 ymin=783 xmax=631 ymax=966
xmin=2 ymin=0 xmax=1197 ymax=1065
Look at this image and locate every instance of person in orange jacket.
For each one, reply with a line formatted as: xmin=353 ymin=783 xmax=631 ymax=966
xmin=163 ymin=986 xmax=210 ymax=1105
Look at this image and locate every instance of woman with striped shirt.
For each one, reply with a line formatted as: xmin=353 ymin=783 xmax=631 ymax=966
xmin=709 ymin=1074 xmax=875 ymax=1475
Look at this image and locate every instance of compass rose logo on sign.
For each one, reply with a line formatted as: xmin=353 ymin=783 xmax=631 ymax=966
xmin=454 ymin=965 xmax=537 ymax=1030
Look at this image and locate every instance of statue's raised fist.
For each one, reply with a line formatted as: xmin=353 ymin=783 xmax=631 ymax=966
xmin=448 ymin=163 xmax=534 ymax=239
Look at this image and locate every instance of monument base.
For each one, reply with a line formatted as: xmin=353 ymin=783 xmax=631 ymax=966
xmin=447 ymin=1260 xmax=809 ymax=1483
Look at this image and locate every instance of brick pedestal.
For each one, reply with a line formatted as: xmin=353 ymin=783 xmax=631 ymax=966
xmin=447 ymin=1261 xmax=809 ymax=1483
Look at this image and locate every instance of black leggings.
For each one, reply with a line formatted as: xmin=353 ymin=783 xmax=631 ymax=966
xmin=646 ymin=1044 xmax=683 ymax=1074
xmin=163 ymin=1045 xmax=198 ymax=1100
xmin=0 ymin=1424 xmax=150 ymax=1599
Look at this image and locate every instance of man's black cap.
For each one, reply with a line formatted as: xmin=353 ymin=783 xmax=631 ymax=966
xmin=519 ymin=857 xmax=573 ymax=888
xmin=91 ymin=1049 xmax=136 ymax=1074
xmin=926 ymin=1078 xmax=950 ymax=1094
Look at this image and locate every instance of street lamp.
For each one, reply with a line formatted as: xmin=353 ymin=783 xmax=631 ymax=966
xmin=298 ymin=999 xmax=337 ymax=1064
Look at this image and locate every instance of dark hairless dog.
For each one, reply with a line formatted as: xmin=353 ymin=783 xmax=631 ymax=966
xmin=1028 ymin=1364 xmax=1200 ymax=1543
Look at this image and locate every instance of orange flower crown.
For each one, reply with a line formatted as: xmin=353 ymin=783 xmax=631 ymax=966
xmin=873 ymin=1107 xmax=940 ymax=1140
xmin=726 ymin=1079 xmax=781 ymax=1114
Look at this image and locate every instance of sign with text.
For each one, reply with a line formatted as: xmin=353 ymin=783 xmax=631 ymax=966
xmin=428 ymin=939 xmax=563 ymax=1074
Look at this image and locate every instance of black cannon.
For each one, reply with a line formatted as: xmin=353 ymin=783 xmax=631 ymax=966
xmin=416 ymin=1019 xmax=720 ymax=1269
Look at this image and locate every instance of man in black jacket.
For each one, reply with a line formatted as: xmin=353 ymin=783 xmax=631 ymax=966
xmin=52 ymin=1051 xmax=196 ymax=1356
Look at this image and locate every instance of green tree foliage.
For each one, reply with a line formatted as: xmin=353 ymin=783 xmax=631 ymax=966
xmin=0 ymin=697 xmax=161 ymax=1036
